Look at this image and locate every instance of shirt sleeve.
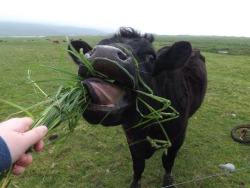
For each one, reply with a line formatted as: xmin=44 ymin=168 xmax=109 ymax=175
xmin=0 ymin=136 xmax=12 ymax=172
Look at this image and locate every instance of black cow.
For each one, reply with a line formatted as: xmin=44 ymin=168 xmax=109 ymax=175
xmin=68 ymin=27 xmax=207 ymax=188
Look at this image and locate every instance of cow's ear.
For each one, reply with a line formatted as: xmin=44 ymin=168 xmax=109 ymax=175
xmin=68 ymin=40 xmax=92 ymax=65
xmin=153 ymin=41 xmax=192 ymax=76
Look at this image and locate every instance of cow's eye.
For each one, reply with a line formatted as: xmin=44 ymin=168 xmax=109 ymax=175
xmin=145 ymin=54 xmax=156 ymax=63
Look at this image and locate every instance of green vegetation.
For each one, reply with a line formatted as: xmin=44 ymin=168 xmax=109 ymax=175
xmin=155 ymin=35 xmax=250 ymax=55
xmin=0 ymin=35 xmax=249 ymax=187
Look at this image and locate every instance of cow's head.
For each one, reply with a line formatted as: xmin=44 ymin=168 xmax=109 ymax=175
xmin=68 ymin=27 xmax=192 ymax=126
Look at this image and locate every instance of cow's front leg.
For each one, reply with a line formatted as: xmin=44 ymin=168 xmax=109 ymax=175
xmin=162 ymin=140 xmax=186 ymax=188
xmin=162 ymin=126 xmax=187 ymax=188
xmin=162 ymin=139 xmax=185 ymax=188
xmin=129 ymin=150 xmax=145 ymax=188
xmin=162 ymin=173 xmax=174 ymax=188
xmin=161 ymin=147 xmax=177 ymax=188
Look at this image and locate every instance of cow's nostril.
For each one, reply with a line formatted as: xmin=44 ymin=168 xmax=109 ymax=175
xmin=85 ymin=48 xmax=96 ymax=58
xmin=117 ymin=51 xmax=127 ymax=61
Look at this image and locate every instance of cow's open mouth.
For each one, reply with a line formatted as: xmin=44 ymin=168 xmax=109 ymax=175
xmin=83 ymin=77 xmax=130 ymax=112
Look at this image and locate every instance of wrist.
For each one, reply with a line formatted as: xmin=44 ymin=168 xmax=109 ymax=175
xmin=0 ymin=136 xmax=12 ymax=172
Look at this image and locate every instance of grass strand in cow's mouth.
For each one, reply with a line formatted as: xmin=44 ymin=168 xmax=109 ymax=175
xmin=68 ymin=41 xmax=96 ymax=77
xmin=120 ymin=44 xmax=154 ymax=93
xmin=134 ymin=90 xmax=179 ymax=127
xmin=102 ymin=46 xmax=179 ymax=150
xmin=130 ymin=90 xmax=179 ymax=150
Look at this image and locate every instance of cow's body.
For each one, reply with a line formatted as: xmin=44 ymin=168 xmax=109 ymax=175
xmin=68 ymin=28 xmax=207 ymax=187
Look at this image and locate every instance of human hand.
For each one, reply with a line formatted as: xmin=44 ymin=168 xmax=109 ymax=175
xmin=0 ymin=117 xmax=47 ymax=175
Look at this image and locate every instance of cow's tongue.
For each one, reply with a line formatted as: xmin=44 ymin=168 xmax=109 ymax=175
xmin=83 ymin=78 xmax=126 ymax=106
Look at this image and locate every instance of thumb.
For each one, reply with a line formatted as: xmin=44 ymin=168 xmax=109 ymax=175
xmin=8 ymin=126 xmax=48 ymax=163
xmin=22 ymin=126 xmax=48 ymax=150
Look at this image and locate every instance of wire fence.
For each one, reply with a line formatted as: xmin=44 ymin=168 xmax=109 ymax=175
xmin=163 ymin=165 xmax=250 ymax=188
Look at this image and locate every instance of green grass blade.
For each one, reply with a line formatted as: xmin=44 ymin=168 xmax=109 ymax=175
xmin=0 ymin=99 xmax=34 ymax=119
xmin=40 ymin=65 xmax=82 ymax=79
xmin=27 ymin=69 xmax=49 ymax=98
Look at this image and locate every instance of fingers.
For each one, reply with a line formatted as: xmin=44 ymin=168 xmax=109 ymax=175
xmin=0 ymin=117 xmax=34 ymax=132
xmin=12 ymin=153 xmax=33 ymax=175
xmin=15 ymin=153 xmax=33 ymax=167
xmin=33 ymin=140 xmax=45 ymax=152
xmin=12 ymin=165 xmax=25 ymax=175
xmin=11 ymin=129 xmax=46 ymax=176
xmin=21 ymin=126 xmax=48 ymax=151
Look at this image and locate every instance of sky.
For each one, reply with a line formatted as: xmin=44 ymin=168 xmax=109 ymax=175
xmin=0 ymin=0 xmax=250 ymax=37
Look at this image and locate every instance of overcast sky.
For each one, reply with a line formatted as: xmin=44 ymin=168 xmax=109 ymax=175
xmin=0 ymin=0 xmax=249 ymax=37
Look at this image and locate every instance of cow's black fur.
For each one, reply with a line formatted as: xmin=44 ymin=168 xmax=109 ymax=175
xmin=68 ymin=27 xmax=207 ymax=188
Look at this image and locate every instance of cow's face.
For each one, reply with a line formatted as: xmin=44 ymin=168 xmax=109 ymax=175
xmin=68 ymin=28 xmax=192 ymax=126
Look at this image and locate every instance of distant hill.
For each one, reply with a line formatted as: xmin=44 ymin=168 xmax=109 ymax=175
xmin=0 ymin=22 xmax=108 ymax=36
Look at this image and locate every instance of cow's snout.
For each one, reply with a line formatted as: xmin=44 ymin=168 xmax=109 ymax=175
xmin=84 ymin=45 xmax=136 ymax=88
xmin=85 ymin=45 xmax=129 ymax=64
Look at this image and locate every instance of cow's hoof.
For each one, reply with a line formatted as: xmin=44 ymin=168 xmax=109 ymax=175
xmin=162 ymin=173 xmax=174 ymax=188
xmin=130 ymin=180 xmax=141 ymax=188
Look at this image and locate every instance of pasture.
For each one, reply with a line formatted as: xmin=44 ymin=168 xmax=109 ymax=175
xmin=0 ymin=35 xmax=249 ymax=187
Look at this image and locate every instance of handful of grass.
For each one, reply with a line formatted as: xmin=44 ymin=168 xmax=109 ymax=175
xmin=28 ymin=71 xmax=90 ymax=132
xmin=0 ymin=47 xmax=92 ymax=187
xmin=0 ymin=66 xmax=90 ymax=188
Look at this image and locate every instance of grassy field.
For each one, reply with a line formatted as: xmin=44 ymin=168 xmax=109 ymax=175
xmin=0 ymin=35 xmax=249 ymax=188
